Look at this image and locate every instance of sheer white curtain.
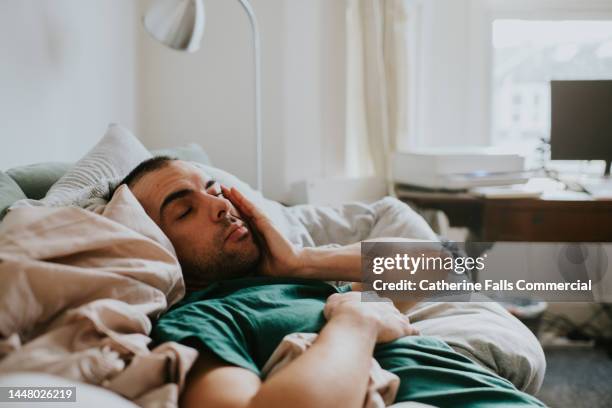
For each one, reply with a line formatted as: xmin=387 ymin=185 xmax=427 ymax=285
xmin=345 ymin=0 xmax=415 ymax=194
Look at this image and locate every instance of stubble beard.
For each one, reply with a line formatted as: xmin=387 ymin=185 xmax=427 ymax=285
xmin=182 ymin=218 xmax=261 ymax=290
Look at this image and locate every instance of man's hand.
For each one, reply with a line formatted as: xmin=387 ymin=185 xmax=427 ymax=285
xmin=324 ymin=291 xmax=419 ymax=343
xmin=222 ymin=185 xmax=305 ymax=277
xmin=223 ymin=185 xmax=443 ymax=294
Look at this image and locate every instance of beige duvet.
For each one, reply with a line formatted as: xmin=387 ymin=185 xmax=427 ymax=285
xmin=0 ymin=186 xmax=198 ymax=407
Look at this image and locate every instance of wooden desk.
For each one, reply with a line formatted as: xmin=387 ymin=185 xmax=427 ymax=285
xmin=396 ymin=187 xmax=612 ymax=242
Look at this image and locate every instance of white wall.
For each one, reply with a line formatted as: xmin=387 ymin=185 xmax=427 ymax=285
xmin=0 ymin=0 xmax=345 ymax=202
xmin=0 ymin=0 xmax=138 ymax=169
xmin=414 ymin=0 xmax=488 ymax=148
xmin=137 ymin=0 xmax=346 ymax=202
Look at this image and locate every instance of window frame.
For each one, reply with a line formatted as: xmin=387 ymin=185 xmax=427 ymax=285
xmin=402 ymin=0 xmax=612 ymax=151
xmin=470 ymin=0 xmax=612 ymax=146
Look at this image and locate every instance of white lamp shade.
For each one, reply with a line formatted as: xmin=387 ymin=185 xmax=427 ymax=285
xmin=143 ymin=0 xmax=205 ymax=52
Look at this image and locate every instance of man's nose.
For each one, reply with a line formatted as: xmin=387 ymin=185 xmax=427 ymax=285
xmin=207 ymin=193 xmax=232 ymax=222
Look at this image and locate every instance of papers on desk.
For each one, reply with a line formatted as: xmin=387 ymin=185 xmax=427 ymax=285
xmin=579 ymin=178 xmax=612 ymax=200
xmin=469 ymin=178 xmax=566 ymax=199
xmin=469 ymin=185 xmax=542 ymax=198
xmin=540 ymin=191 xmax=593 ymax=201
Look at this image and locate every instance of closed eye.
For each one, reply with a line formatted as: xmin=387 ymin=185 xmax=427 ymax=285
xmin=178 ymin=207 xmax=192 ymax=220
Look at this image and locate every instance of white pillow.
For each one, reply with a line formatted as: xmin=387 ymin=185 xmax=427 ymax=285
xmin=10 ymin=124 xmax=152 ymax=212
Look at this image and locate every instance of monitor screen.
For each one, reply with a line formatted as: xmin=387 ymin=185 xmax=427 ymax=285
xmin=550 ymin=80 xmax=612 ymax=162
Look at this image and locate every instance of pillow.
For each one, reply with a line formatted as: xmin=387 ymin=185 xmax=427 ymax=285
xmin=43 ymin=123 xmax=152 ymax=206
xmin=9 ymin=124 xmax=153 ymax=211
xmin=5 ymin=124 xmax=302 ymax=243
xmin=0 ymin=172 xmax=26 ymax=221
xmin=3 ymin=144 xmax=210 ymax=206
xmin=5 ymin=162 xmax=73 ymax=200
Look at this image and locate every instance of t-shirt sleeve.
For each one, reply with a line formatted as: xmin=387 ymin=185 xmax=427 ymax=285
xmin=151 ymin=301 xmax=260 ymax=375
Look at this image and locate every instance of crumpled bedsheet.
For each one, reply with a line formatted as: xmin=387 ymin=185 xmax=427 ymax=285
xmin=0 ymin=186 xmax=198 ymax=407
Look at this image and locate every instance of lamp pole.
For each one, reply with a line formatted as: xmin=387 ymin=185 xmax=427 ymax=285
xmin=236 ymin=0 xmax=263 ymax=192
xmin=144 ymin=0 xmax=263 ymax=191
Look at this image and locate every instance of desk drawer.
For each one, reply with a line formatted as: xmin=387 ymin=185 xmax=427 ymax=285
xmin=482 ymin=203 xmax=612 ymax=242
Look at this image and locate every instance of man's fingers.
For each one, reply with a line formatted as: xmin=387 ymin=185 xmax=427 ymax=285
xmin=323 ymin=292 xmax=349 ymax=320
xmin=402 ymin=316 xmax=420 ymax=336
xmin=221 ymin=185 xmax=251 ymax=217
xmin=405 ymin=325 xmax=420 ymax=336
xmin=222 ymin=186 xmax=267 ymax=226
xmin=228 ymin=187 xmax=269 ymax=222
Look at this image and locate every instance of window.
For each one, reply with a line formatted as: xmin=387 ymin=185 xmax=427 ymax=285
xmin=386 ymin=0 xmax=612 ymax=168
xmin=491 ymin=19 xmax=612 ymax=167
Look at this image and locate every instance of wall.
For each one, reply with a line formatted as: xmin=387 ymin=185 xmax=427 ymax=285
xmin=414 ymin=0 xmax=488 ymax=148
xmin=137 ymin=0 xmax=346 ymax=202
xmin=0 ymin=0 xmax=346 ymax=201
xmin=0 ymin=0 xmax=138 ymax=169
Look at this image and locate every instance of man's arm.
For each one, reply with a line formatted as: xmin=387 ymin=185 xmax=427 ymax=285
xmin=223 ymin=186 xmax=444 ymax=284
xmin=298 ymin=237 xmax=442 ymax=282
xmin=181 ymin=292 xmax=417 ymax=408
xmin=182 ymin=314 xmax=375 ymax=408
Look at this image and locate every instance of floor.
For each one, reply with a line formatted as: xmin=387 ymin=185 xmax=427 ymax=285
xmin=536 ymin=346 xmax=612 ymax=408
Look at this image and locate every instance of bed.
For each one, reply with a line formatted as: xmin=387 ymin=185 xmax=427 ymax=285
xmin=0 ymin=124 xmax=545 ymax=407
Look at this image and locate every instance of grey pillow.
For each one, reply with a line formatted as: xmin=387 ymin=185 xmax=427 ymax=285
xmin=9 ymin=124 xmax=152 ymax=212
xmin=0 ymin=171 xmax=26 ymax=220
xmin=42 ymin=123 xmax=152 ymax=207
xmin=4 ymin=145 xmax=210 ymax=204
xmin=5 ymin=162 xmax=73 ymax=200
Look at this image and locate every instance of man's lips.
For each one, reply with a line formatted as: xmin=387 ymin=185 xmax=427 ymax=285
xmin=225 ymin=223 xmax=249 ymax=243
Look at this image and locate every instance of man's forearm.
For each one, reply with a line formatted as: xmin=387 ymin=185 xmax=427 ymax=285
xmin=299 ymin=238 xmax=439 ymax=282
xmin=300 ymin=243 xmax=362 ymax=282
xmin=249 ymin=313 xmax=377 ymax=408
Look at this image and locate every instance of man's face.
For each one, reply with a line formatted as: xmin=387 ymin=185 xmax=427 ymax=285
xmin=131 ymin=160 xmax=260 ymax=286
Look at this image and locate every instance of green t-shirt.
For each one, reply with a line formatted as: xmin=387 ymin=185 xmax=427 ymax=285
xmin=152 ymin=277 xmax=544 ymax=407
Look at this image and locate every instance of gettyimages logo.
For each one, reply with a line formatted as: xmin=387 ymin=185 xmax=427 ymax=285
xmin=361 ymin=241 xmax=612 ymax=302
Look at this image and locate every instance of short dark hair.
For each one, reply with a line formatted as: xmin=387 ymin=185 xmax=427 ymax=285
xmin=115 ymin=156 xmax=177 ymax=193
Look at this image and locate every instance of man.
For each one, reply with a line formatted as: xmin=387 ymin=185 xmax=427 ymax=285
xmin=119 ymin=157 xmax=544 ymax=408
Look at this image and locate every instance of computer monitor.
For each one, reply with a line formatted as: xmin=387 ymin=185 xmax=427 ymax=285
xmin=550 ymin=80 xmax=612 ymax=176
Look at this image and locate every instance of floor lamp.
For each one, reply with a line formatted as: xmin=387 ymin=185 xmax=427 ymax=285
xmin=143 ymin=0 xmax=263 ymax=191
